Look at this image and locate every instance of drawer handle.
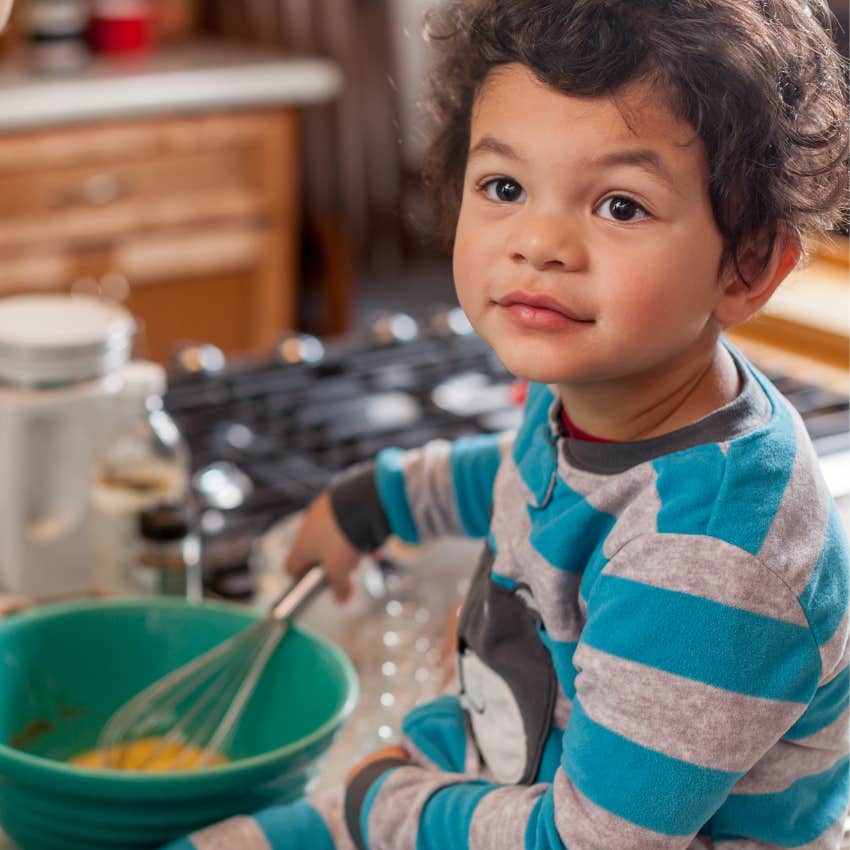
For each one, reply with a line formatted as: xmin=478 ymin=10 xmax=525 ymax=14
xmin=100 ymin=271 xmax=130 ymax=302
xmin=82 ymin=173 xmax=126 ymax=206
xmin=70 ymin=272 xmax=130 ymax=303
xmin=70 ymin=276 xmax=100 ymax=297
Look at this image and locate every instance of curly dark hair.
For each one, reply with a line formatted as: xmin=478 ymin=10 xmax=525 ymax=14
xmin=422 ymin=0 xmax=849 ymax=277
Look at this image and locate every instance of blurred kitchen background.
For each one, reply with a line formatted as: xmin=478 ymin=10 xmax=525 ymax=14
xmin=0 ymin=0 xmax=461 ymax=360
xmin=0 ymin=1 xmax=846 ymax=830
xmin=0 ymin=0 xmax=845 ymax=358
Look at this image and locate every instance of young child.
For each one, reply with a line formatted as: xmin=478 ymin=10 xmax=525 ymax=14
xmin=167 ymin=0 xmax=849 ymax=847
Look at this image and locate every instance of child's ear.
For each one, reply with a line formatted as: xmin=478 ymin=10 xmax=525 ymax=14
xmin=712 ymin=229 xmax=801 ymax=327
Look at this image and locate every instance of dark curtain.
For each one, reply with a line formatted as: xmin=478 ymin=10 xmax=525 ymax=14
xmin=204 ymin=0 xmax=413 ymax=273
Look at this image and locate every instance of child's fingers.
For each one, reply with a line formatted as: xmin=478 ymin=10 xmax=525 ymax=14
xmin=284 ymin=529 xmax=358 ymax=601
xmin=322 ymin=555 xmax=355 ymax=602
xmin=284 ymin=498 xmax=327 ymax=577
xmin=284 ymin=532 xmax=315 ymax=579
xmin=282 ymin=490 xmax=361 ymax=600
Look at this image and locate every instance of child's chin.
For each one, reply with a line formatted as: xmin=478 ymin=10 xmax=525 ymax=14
xmin=494 ymin=351 xmax=588 ymax=385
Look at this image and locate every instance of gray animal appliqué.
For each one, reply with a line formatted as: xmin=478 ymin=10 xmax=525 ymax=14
xmin=457 ymin=549 xmax=557 ymax=784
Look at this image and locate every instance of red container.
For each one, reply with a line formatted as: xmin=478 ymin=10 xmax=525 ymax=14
xmin=89 ymin=1 xmax=153 ymax=54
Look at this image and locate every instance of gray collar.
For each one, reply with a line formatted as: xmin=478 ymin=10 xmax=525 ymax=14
xmin=552 ymin=342 xmax=774 ymax=474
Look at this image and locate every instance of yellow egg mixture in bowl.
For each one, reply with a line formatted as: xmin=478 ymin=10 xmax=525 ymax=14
xmin=69 ymin=737 xmax=228 ymax=770
xmin=0 ymin=598 xmax=357 ymax=850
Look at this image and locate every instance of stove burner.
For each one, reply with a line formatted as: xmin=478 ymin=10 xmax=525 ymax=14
xmin=431 ymin=371 xmax=515 ymax=418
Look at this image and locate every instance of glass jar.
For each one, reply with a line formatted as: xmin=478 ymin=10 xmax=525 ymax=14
xmin=91 ymin=361 xmax=190 ymax=596
xmin=134 ymin=502 xmax=202 ymax=601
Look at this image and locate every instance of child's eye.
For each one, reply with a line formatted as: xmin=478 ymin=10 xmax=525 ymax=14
xmin=596 ymin=196 xmax=649 ymax=222
xmin=479 ymin=178 xmax=526 ymax=204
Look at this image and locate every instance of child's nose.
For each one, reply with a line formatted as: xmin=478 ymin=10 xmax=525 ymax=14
xmin=507 ymin=213 xmax=586 ymax=271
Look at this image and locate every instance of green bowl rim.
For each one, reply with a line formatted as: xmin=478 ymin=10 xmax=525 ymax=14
xmin=0 ymin=596 xmax=359 ymax=786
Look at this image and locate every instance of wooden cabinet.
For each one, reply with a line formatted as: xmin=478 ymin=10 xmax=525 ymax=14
xmin=0 ymin=108 xmax=301 ymax=363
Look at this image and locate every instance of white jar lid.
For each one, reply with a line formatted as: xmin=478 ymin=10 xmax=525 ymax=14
xmin=26 ymin=0 xmax=90 ymax=36
xmin=0 ymin=294 xmax=136 ymax=386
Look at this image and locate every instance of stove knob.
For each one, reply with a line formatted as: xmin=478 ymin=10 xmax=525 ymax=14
xmin=276 ymin=332 xmax=325 ymax=365
xmin=370 ymin=312 xmax=419 ymax=345
xmin=171 ymin=342 xmax=226 ymax=376
xmin=224 ymin=422 xmax=256 ymax=451
xmin=193 ymin=461 xmax=254 ymax=511
xmin=430 ymin=306 xmax=475 ymax=337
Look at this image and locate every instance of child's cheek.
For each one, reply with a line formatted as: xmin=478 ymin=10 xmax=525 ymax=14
xmin=451 ymin=231 xmax=483 ymax=302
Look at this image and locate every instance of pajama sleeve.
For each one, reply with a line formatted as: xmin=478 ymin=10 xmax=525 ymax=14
xmin=330 ymin=432 xmax=511 ymax=549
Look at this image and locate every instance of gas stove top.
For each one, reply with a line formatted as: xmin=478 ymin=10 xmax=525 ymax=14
xmin=163 ymin=311 xmax=850 ymax=600
xmin=165 ymin=311 xmax=515 ymax=597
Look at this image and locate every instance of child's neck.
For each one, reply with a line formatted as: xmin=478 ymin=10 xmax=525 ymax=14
xmin=557 ymin=341 xmax=740 ymax=443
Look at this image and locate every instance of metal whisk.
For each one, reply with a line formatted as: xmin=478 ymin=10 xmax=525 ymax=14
xmin=97 ymin=565 xmax=328 ymax=770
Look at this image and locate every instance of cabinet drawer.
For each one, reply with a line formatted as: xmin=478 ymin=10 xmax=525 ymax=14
xmin=0 ymin=109 xmax=297 ymax=250
xmin=0 ymin=250 xmax=74 ymax=294
xmin=0 ymin=218 xmax=294 ymax=361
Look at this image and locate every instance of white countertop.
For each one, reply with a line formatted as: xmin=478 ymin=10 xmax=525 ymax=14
xmin=0 ymin=39 xmax=343 ymax=130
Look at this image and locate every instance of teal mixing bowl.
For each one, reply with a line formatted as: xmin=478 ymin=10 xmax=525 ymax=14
xmin=0 ymin=597 xmax=358 ymax=850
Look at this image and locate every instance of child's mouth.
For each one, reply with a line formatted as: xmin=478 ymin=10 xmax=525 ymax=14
xmin=496 ymin=292 xmax=593 ymax=331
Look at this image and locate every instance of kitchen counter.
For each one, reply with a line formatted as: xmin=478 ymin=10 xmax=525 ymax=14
xmin=0 ymin=38 xmax=342 ymax=130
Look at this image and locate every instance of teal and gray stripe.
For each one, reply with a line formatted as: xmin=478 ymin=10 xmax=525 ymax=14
xmin=468 ymin=784 xmax=545 ymax=849
xmin=365 ymin=768 xmax=476 ymax=850
xmin=574 ymin=643 xmax=808 ymax=772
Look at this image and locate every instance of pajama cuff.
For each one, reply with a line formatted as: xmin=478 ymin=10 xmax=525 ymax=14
xmin=329 ymin=462 xmax=391 ymax=552
xmin=343 ymin=757 xmax=408 ymax=850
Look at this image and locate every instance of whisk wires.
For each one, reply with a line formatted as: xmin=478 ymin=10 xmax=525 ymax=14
xmin=96 ymin=566 xmax=327 ymax=771
xmin=99 ymin=619 xmax=268 ymax=770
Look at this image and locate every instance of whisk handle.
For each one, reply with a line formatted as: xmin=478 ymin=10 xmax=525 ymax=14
xmin=269 ymin=564 xmax=327 ymax=623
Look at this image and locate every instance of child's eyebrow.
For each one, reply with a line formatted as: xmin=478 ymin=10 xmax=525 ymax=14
xmin=468 ymin=136 xmax=523 ymax=162
xmin=589 ymin=149 xmax=682 ymax=195
xmin=468 ymin=137 xmax=683 ymax=197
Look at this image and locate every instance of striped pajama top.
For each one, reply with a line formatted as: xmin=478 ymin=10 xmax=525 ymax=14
xmin=330 ymin=342 xmax=849 ymax=850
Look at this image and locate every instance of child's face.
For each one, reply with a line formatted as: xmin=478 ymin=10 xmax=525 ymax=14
xmin=452 ymin=63 xmax=729 ymax=389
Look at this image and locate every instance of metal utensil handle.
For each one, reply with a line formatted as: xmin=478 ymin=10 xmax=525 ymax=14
xmin=269 ymin=564 xmax=327 ymax=623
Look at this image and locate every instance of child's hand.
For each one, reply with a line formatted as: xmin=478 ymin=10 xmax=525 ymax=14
xmin=285 ymin=490 xmax=363 ymax=602
xmin=345 ymin=745 xmax=410 ymax=784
